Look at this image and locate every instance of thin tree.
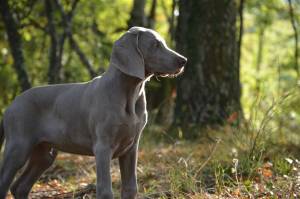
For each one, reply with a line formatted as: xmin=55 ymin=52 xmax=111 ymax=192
xmin=0 ymin=0 xmax=31 ymax=91
xmin=127 ymin=0 xmax=146 ymax=28
xmin=288 ymin=0 xmax=299 ymax=79
xmin=147 ymin=0 xmax=157 ymax=29
xmin=45 ymin=0 xmax=60 ymax=84
xmin=237 ymin=0 xmax=245 ymax=69
xmin=255 ymin=28 xmax=265 ymax=94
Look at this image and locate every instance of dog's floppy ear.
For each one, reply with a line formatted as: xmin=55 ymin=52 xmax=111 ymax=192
xmin=110 ymin=31 xmax=145 ymax=80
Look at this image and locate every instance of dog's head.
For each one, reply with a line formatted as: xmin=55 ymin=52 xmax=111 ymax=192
xmin=110 ymin=26 xmax=187 ymax=80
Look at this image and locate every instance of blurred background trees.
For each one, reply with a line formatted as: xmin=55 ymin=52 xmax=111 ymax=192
xmin=1 ymin=1 xmax=300 ymax=196
xmin=0 ymin=0 xmax=299 ymax=139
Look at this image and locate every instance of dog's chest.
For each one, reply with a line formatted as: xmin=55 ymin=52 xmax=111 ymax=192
xmin=112 ymin=112 xmax=147 ymax=158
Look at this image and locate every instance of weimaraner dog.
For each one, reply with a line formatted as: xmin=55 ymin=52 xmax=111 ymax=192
xmin=0 ymin=26 xmax=187 ymax=199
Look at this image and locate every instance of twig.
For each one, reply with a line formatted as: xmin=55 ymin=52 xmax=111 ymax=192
xmin=20 ymin=18 xmax=47 ymax=31
xmin=194 ymin=138 xmax=221 ymax=178
xmin=143 ymin=190 xmax=172 ymax=199
xmin=53 ymin=0 xmax=97 ymax=78
xmin=69 ymin=36 xmax=97 ymax=78
xmin=42 ymin=184 xmax=96 ymax=198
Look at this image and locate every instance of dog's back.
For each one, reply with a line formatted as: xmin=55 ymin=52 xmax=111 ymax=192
xmin=2 ymin=82 xmax=90 ymax=146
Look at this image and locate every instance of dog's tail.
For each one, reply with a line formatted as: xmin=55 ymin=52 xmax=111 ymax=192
xmin=0 ymin=120 xmax=4 ymax=151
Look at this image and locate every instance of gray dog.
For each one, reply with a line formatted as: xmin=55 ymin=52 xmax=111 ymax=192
xmin=0 ymin=26 xmax=186 ymax=199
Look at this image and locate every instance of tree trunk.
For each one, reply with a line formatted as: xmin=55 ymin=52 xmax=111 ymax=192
xmin=0 ymin=0 xmax=31 ymax=91
xmin=127 ymin=0 xmax=146 ymax=28
xmin=45 ymin=0 xmax=60 ymax=84
xmin=147 ymin=0 xmax=157 ymax=29
xmin=175 ymin=0 xmax=242 ymax=127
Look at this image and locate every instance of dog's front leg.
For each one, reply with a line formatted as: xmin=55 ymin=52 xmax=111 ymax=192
xmin=119 ymin=144 xmax=138 ymax=199
xmin=94 ymin=143 xmax=113 ymax=199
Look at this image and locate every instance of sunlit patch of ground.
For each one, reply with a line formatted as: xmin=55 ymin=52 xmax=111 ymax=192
xmin=5 ymin=140 xmax=300 ymax=198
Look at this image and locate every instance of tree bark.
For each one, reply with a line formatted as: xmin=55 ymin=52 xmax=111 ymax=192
xmin=0 ymin=0 xmax=31 ymax=91
xmin=175 ymin=0 xmax=242 ymax=127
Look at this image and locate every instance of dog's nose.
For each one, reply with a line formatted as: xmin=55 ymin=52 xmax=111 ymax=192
xmin=178 ymin=57 xmax=187 ymax=67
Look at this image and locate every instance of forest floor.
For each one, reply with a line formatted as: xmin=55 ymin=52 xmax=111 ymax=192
xmin=6 ymin=131 xmax=300 ymax=199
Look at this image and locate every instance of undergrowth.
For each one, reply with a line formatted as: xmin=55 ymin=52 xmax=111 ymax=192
xmin=3 ymin=91 xmax=300 ymax=198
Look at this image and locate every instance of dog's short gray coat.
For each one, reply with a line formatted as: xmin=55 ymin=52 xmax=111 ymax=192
xmin=0 ymin=27 xmax=186 ymax=199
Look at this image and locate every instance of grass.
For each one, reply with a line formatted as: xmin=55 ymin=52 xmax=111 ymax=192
xmin=5 ymin=129 xmax=299 ymax=198
xmin=4 ymin=91 xmax=300 ymax=198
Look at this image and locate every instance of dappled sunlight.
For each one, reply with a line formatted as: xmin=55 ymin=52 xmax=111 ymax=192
xmin=0 ymin=0 xmax=300 ymax=198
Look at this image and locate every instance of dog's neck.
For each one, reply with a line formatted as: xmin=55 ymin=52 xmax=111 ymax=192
xmin=105 ymin=65 xmax=146 ymax=115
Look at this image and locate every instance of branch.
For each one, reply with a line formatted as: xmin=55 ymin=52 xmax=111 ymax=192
xmin=53 ymin=0 xmax=79 ymax=27
xmin=32 ymin=184 xmax=96 ymax=198
xmin=54 ymin=0 xmax=97 ymax=78
xmin=288 ymin=0 xmax=299 ymax=79
xmin=91 ymin=20 xmax=105 ymax=37
xmin=45 ymin=0 xmax=80 ymax=83
xmin=69 ymin=36 xmax=97 ymax=78
xmin=68 ymin=0 xmax=80 ymax=19
xmin=13 ymin=0 xmax=37 ymax=27
xmin=52 ymin=0 xmax=67 ymax=19
xmin=20 ymin=18 xmax=47 ymax=32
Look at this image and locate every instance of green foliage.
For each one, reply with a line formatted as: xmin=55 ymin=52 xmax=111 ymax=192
xmin=0 ymin=0 xmax=300 ymax=196
xmin=1 ymin=0 xmax=298 ymax=123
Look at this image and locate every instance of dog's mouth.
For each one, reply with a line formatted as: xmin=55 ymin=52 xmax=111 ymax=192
xmin=154 ymin=67 xmax=184 ymax=78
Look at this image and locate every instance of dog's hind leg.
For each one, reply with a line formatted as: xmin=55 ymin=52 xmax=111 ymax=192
xmin=0 ymin=140 xmax=33 ymax=199
xmin=10 ymin=143 xmax=57 ymax=199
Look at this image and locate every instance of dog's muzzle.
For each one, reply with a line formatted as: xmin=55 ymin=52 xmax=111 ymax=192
xmin=154 ymin=66 xmax=185 ymax=78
